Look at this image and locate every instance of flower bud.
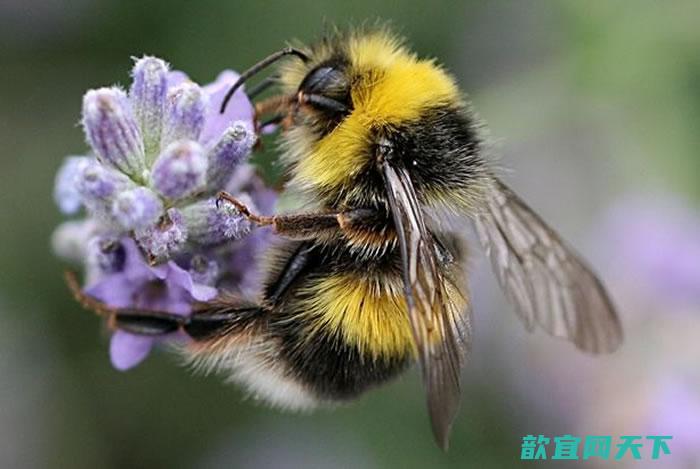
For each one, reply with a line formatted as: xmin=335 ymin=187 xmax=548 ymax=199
xmin=82 ymin=88 xmax=146 ymax=181
xmin=161 ymin=82 xmax=206 ymax=148
xmin=51 ymin=219 xmax=101 ymax=263
xmin=54 ymin=156 xmax=90 ymax=214
xmin=134 ymin=208 xmax=187 ymax=261
xmin=206 ymin=121 xmax=256 ymax=191
xmin=76 ymin=160 xmax=133 ymax=218
xmin=150 ymin=141 xmax=207 ymax=200
xmin=130 ymin=56 xmax=168 ymax=160
xmin=180 ymin=196 xmax=251 ymax=245
xmin=111 ymin=187 xmax=163 ymax=231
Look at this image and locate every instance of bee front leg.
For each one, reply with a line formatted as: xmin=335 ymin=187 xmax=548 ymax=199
xmin=217 ymin=191 xmax=384 ymax=240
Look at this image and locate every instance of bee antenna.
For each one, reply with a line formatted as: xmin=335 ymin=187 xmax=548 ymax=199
xmin=220 ymin=47 xmax=309 ymax=114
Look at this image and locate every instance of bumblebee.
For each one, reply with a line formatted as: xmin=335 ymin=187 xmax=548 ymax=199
xmin=69 ymin=28 xmax=622 ymax=449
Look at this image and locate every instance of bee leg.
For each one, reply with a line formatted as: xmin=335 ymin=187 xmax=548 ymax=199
xmin=217 ymin=191 xmax=386 ymax=240
xmin=115 ymin=307 xmax=263 ymax=340
xmin=65 ymin=271 xmax=263 ymax=341
xmin=217 ymin=191 xmax=275 ymax=226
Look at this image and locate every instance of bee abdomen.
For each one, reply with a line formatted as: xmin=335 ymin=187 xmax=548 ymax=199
xmin=278 ymin=325 xmax=410 ymax=400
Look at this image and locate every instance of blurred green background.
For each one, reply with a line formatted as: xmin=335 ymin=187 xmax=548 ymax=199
xmin=2 ymin=1 xmax=699 ymax=468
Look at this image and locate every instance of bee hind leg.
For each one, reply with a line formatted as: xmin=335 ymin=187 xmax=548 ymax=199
xmin=65 ymin=271 xmax=263 ymax=341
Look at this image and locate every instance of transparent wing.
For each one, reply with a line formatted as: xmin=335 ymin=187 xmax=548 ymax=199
xmin=474 ymin=178 xmax=622 ymax=353
xmin=382 ymin=162 xmax=469 ymax=450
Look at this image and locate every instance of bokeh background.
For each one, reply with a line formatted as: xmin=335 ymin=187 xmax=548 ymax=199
xmin=2 ymin=1 xmax=699 ymax=467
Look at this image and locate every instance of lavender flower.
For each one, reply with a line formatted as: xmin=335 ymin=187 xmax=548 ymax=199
xmin=180 ymin=197 xmax=253 ymax=245
xmin=82 ymin=88 xmax=146 ymax=181
xmin=134 ymin=208 xmax=188 ymax=262
xmin=85 ymin=239 xmax=218 ymax=370
xmin=112 ymin=187 xmax=163 ymax=231
xmin=150 ymin=141 xmax=207 ymax=200
xmin=130 ymin=57 xmax=168 ymax=159
xmin=53 ymin=56 xmax=276 ymax=369
xmin=54 ymin=156 xmax=89 ymax=214
xmin=161 ymin=82 xmax=207 ymax=147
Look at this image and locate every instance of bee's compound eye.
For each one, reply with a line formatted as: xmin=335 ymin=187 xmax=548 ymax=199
xmin=300 ymin=66 xmax=348 ymax=96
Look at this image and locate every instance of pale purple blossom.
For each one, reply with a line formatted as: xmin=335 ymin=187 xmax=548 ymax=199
xmin=52 ymin=55 xmax=275 ymax=370
xmin=130 ymin=56 xmax=168 ymax=158
xmin=85 ymin=239 xmax=217 ymax=370
xmin=206 ymin=121 xmax=256 ymax=192
xmin=180 ymin=197 xmax=253 ymax=245
xmin=111 ymin=187 xmax=163 ymax=231
xmin=53 ymin=156 xmax=88 ymax=214
xmin=134 ymin=208 xmax=187 ymax=261
xmin=150 ymin=140 xmax=207 ymax=200
xmin=161 ymin=82 xmax=207 ymax=147
xmin=82 ymin=88 xmax=146 ymax=180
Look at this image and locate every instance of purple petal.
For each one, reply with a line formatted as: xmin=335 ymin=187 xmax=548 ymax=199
xmin=164 ymin=261 xmax=218 ymax=301
xmin=86 ymin=274 xmax=139 ymax=308
xmin=110 ymin=331 xmax=154 ymax=371
xmin=225 ymin=163 xmax=278 ymax=215
xmin=167 ymin=70 xmax=189 ymax=88
xmin=121 ymin=238 xmax=159 ymax=283
xmin=200 ymin=70 xmax=254 ymax=146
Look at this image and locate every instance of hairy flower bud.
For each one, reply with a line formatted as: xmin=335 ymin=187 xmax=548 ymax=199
xmin=75 ymin=159 xmax=133 ymax=219
xmin=180 ymin=197 xmax=251 ymax=245
xmin=161 ymin=82 xmax=206 ymax=148
xmin=134 ymin=208 xmax=187 ymax=260
xmin=112 ymin=187 xmax=163 ymax=231
xmin=54 ymin=156 xmax=90 ymax=214
xmin=150 ymin=141 xmax=207 ymax=200
xmin=82 ymin=88 xmax=146 ymax=181
xmin=130 ymin=56 xmax=169 ymax=161
xmin=206 ymin=121 xmax=256 ymax=191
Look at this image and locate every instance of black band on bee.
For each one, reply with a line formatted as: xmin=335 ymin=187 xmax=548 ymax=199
xmin=220 ymin=47 xmax=310 ymax=114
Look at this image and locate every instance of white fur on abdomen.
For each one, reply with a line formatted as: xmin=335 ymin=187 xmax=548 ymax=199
xmin=183 ymin=340 xmax=321 ymax=411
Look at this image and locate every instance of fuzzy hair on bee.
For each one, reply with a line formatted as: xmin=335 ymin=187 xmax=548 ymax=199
xmin=68 ymin=26 xmax=622 ymax=450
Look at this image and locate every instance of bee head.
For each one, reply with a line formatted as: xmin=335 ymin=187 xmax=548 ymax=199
xmin=223 ymin=28 xmax=485 ymax=207
xmin=281 ymin=31 xmax=484 ymax=206
xmin=293 ymin=59 xmax=353 ymax=136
